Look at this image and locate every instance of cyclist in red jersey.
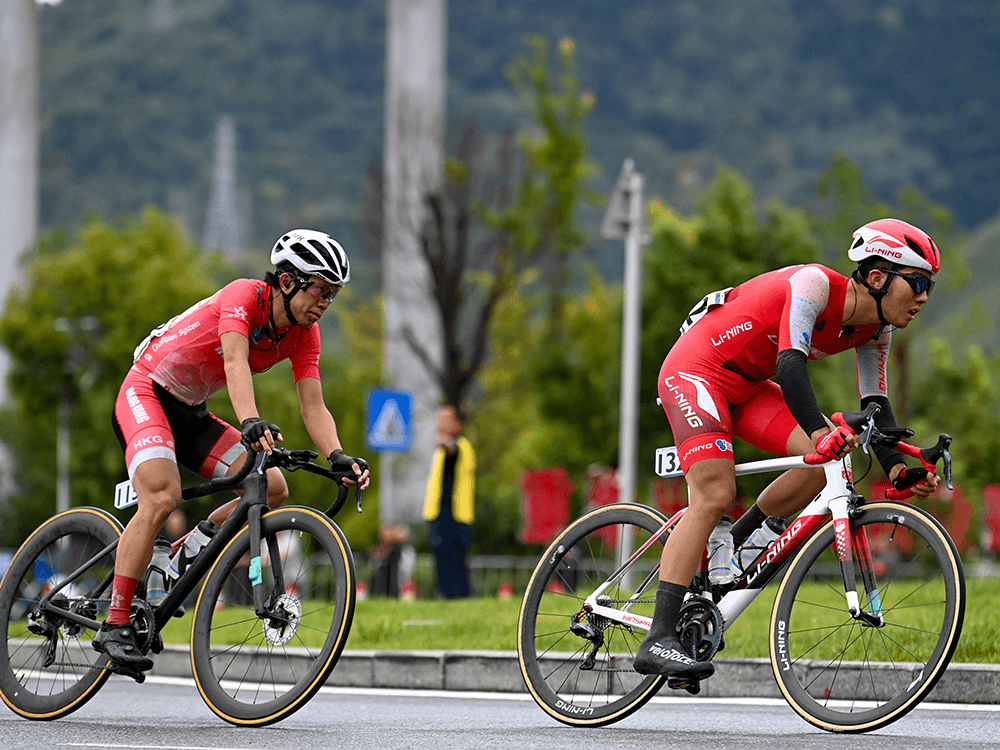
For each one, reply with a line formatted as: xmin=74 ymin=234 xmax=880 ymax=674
xmin=634 ymin=219 xmax=944 ymax=682
xmin=94 ymin=229 xmax=371 ymax=675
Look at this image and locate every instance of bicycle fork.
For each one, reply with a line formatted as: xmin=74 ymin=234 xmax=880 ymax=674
xmin=830 ymin=495 xmax=884 ymax=627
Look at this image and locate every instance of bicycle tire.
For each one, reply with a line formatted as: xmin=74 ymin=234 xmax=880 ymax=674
xmin=0 ymin=507 xmax=123 ymax=720
xmin=770 ymin=501 xmax=964 ymax=733
xmin=517 ymin=503 xmax=674 ymax=727
xmin=190 ymin=506 xmax=355 ymax=726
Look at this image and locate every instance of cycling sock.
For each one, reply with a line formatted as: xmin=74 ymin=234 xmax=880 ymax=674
xmin=732 ymin=505 xmax=767 ymax=548
xmin=107 ymin=575 xmax=139 ymax=626
xmin=645 ymin=580 xmax=687 ymax=640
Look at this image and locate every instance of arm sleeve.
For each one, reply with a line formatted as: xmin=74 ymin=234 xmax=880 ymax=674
xmin=856 ymin=328 xmax=892 ymax=399
xmin=775 ymin=349 xmax=828 ymax=436
xmin=860 ymin=396 xmax=907 ymax=476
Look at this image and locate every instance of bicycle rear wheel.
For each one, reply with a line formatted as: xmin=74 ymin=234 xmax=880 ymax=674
xmin=190 ymin=506 xmax=355 ymax=726
xmin=0 ymin=508 xmax=122 ymax=720
xmin=770 ymin=501 xmax=964 ymax=733
xmin=517 ymin=503 xmax=673 ymax=727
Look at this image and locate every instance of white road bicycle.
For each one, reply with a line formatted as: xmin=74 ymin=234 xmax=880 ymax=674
xmin=517 ymin=403 xmax=964 ymax=733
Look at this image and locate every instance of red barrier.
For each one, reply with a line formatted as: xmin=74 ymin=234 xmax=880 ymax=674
xmin=518 ymin=468 xmax=573 ymax=545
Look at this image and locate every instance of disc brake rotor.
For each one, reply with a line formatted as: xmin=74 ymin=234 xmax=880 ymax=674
xmin=263 ymin=593 xmax=302 ymax=646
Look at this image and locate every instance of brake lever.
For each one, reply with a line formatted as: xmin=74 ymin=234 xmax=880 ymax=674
xmin=356 ymin=486 xmax=364 ymax=513
xmin=858 ymin=417 xmax=876 ymax=455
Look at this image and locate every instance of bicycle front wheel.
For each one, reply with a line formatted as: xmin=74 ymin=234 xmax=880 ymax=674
xmin=517 ymin=503 xmax=673 ymax=727
xmin=770 ymin=501 xmax=964 ymax=733
xmin=190 ymin=506 xmax=355 ymax=726
xmin=0 ymin=508 xmax=122 ymax=720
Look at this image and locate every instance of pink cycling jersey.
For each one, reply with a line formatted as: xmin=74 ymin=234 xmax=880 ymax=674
xmin=659 ymin=264 xmax=890 ymax=471
xmin=114 ymin=279 xmax=321 ymax=478
xmin=133 ymin=278 xmax=320 ymax=405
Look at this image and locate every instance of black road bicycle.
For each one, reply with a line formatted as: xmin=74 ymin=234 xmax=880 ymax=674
xmin=0 ymin=447 xmax=362 ymax=726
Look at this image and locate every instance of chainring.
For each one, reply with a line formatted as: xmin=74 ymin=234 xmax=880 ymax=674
xmin=676 ymin=597 xmax=725 ymax=662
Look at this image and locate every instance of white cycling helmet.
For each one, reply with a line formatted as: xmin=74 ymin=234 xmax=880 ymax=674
xmin=848 ymin=219 xmax=940 ymax=274
xmin=270 ymin=229 xmax=351 ymax=287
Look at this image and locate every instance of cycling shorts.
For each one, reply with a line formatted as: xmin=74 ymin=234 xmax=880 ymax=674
xmin=657 ymin=344 xmax=799 ymax=473
xmin=112 ymin=366 xmax=245 ymax=480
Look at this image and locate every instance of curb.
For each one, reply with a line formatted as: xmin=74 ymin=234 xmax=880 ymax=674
xmin=149 ymin=646 xmax=1000 ymax=704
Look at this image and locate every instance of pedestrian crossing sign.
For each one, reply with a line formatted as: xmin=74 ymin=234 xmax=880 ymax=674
xmin=366 ymin=388 xmax=413 ymax=452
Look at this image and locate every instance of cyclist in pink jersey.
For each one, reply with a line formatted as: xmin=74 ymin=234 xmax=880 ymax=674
xmin=634 ymin=219 xmax=944 ymax=682
xmin=94 ymin=230 xmax=371 ymax=674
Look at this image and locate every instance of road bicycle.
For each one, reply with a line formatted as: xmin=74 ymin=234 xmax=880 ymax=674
xmin=517 ymin=403 xmax=964 ymax=733
xmin=0 ymin=446 xmax=363 ymax=726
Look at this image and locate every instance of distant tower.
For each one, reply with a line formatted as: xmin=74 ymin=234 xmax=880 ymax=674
xmin=202 ymin=115 xmax=248 ymax=261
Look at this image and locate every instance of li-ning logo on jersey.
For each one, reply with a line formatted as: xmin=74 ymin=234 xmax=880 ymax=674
xmin=664 ymin=372 xmax=721 ymax=428
xmin=126 ymin=387 xmax=150 ymax=425
xmin=711 ymin=320 xmax=753 ymax=347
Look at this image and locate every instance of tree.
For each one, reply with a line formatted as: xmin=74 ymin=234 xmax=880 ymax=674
xmin=399 ymin=34 xmax=598 ymax=410
xmin=0 ymin=209 xmax=221 ymax=543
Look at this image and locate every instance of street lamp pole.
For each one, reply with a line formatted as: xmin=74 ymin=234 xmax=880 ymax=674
xmin=53 ymin=316 xmax=100 ymax=515
xmin=600 ymin=159 xmax=650 ymax=579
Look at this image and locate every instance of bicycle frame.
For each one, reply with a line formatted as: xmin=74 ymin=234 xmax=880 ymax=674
xmin=582 ymin=451 xmax=870 ymax=636
xmin=32 ymin=450 xmax=278 ymax=638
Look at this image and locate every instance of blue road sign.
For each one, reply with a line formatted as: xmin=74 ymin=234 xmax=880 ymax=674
xmin=366 ymin=388 xmax=413 ymax=452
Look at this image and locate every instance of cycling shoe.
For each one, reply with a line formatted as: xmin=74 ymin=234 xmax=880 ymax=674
xmin=92 ymin=622 xmax=154 ymax=673
xmin=633 ymin=634 xmax=715 ymax=680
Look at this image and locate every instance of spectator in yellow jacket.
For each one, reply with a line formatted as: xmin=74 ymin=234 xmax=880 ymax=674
xmin=422 ymin=405 xmax=475 ymax=597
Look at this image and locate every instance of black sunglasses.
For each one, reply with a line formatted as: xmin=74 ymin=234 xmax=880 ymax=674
xmin=884 ymin=269 xmax=935 ymax=296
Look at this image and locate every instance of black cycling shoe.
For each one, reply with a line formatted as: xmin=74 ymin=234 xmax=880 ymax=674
xmin=633 ymin=634 xmax=715 ymax=680
xmin=92 ymin=622 xmax=154 ymax=674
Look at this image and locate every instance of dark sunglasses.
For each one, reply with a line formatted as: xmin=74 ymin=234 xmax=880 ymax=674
xmin=884 ymin=269 xmax=935 ymax=296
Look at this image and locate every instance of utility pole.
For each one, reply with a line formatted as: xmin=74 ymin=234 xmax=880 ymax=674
xmin=381 ymin=0 xmax=446 ymax=525
xmin=600 ymin=159 xmax=649 ymax=574
xmin=202 ymin=115 xmax=247 ymax=262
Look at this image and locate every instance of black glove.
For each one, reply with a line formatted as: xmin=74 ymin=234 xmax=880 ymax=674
xmin=329 ymin=449 xmax=370 ymax=477
xmin=891 ymin=466 xmax=929 ymax=491
xmin=241 ymin=418 xmax=280 ymax=448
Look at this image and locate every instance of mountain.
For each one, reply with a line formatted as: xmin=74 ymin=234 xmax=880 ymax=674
xmin=36 ymin=0 xmax=1000 ymax=282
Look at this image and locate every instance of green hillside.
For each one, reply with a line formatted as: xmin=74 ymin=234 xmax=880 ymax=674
xmin=36 ymin=0 xmax=1000 ymax=275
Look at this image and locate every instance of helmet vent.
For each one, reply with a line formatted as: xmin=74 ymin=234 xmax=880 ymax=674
xmin=905 ymin=236 xmax=927 ymax=260
xmin=851 ymin=236 xmax=865 ymax=249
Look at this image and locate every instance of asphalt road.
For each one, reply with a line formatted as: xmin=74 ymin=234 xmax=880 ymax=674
xmin=3 ymin=675 xmax=997 ymax=750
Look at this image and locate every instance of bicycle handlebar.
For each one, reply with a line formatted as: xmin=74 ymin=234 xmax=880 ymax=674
xmin=801 ymin=402 xmax=953 ymax=501
xmin=179 ymin=446 xmax=365 ymax=517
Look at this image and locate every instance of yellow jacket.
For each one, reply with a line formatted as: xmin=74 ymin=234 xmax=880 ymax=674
xmin=422 ymin=435 xmax=476 ymax=524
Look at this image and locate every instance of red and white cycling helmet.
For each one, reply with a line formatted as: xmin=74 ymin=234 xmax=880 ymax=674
xmin=848 ymin=219 xmax=940 ymax=274
xmin=270 ymin=229 xmax=351 ymax=287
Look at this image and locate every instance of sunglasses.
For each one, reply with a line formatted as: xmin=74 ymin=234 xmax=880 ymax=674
xmin=303 ymin=282 xmax=341 ymax=303
xmin=884 ymin=269 xmax=935 ymax=296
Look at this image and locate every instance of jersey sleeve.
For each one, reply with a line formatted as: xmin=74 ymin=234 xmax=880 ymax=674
xmin=856 ymin=327 xmax=892 ymax=399
xmin=779 ymin=265 xmax=830 ymax=355
xmin=289 ymin=325 xmax=322 ymax=382
xmin=216 ymin=280 xmax=258 ymax=339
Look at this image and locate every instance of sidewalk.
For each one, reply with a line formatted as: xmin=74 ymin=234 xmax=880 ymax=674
xmin=149 ymin=646 xmax=1000 ymax=703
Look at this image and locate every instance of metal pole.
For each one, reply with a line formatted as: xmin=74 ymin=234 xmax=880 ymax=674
xmin=57 ymin=385 xmax=71 ymax=515
xmin=615 ymin=172 xmax=644 ymax=581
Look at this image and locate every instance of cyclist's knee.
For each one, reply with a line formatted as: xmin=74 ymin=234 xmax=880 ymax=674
xmin=686 ymin=460 xmax=737 ymax=516
xmin=133 ymin=461 xmax=181 ymax=524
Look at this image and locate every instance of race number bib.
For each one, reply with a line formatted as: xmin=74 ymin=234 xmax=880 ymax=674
xmin=655 ymin=446 xmax=683 ymax=478
xmin=114 ymin=479 xmax=139 ymax=510
xmin=679 ymin=287 xmax=733 ymax=334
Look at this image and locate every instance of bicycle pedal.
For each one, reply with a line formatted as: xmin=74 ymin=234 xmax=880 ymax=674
xmin=666 ymin=676 xmax=701 ymax=695
xmin=104 ymin=661 xmax=148 ymax=684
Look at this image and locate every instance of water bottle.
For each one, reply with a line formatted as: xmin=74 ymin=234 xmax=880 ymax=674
xmin=168 ymin=519 xmax=216 ymax=579
xmin=729 ymin=516 xmax=787 ymax=576
xmin=707 ymin=516 xmax=735 ymax=585
xmin=145 ymin=536 xmax=172 ymax=607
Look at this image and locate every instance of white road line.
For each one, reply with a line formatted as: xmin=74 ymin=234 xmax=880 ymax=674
xmin=135 ymin=674 xmax=1000 ymax=713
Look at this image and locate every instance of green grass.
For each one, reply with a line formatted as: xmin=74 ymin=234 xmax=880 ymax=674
xmin=153 ymin=578 xmax=1000 ymax=662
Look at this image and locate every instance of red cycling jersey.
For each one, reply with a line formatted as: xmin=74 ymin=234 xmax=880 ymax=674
xmin=133 ymin=278 xmax=321 ymax=405
xmin=659 ymin=264 xmax=889 ymax=471
xmin=113 ymin=279 xmax=322 ymax=479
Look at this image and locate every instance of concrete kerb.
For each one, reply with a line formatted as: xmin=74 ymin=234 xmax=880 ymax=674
xmin=148 ymin=645 xmax=1000 ymax=703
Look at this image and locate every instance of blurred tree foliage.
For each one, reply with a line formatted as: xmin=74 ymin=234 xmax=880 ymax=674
xmin=0 ymin=209 xmax=380 ymax=547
